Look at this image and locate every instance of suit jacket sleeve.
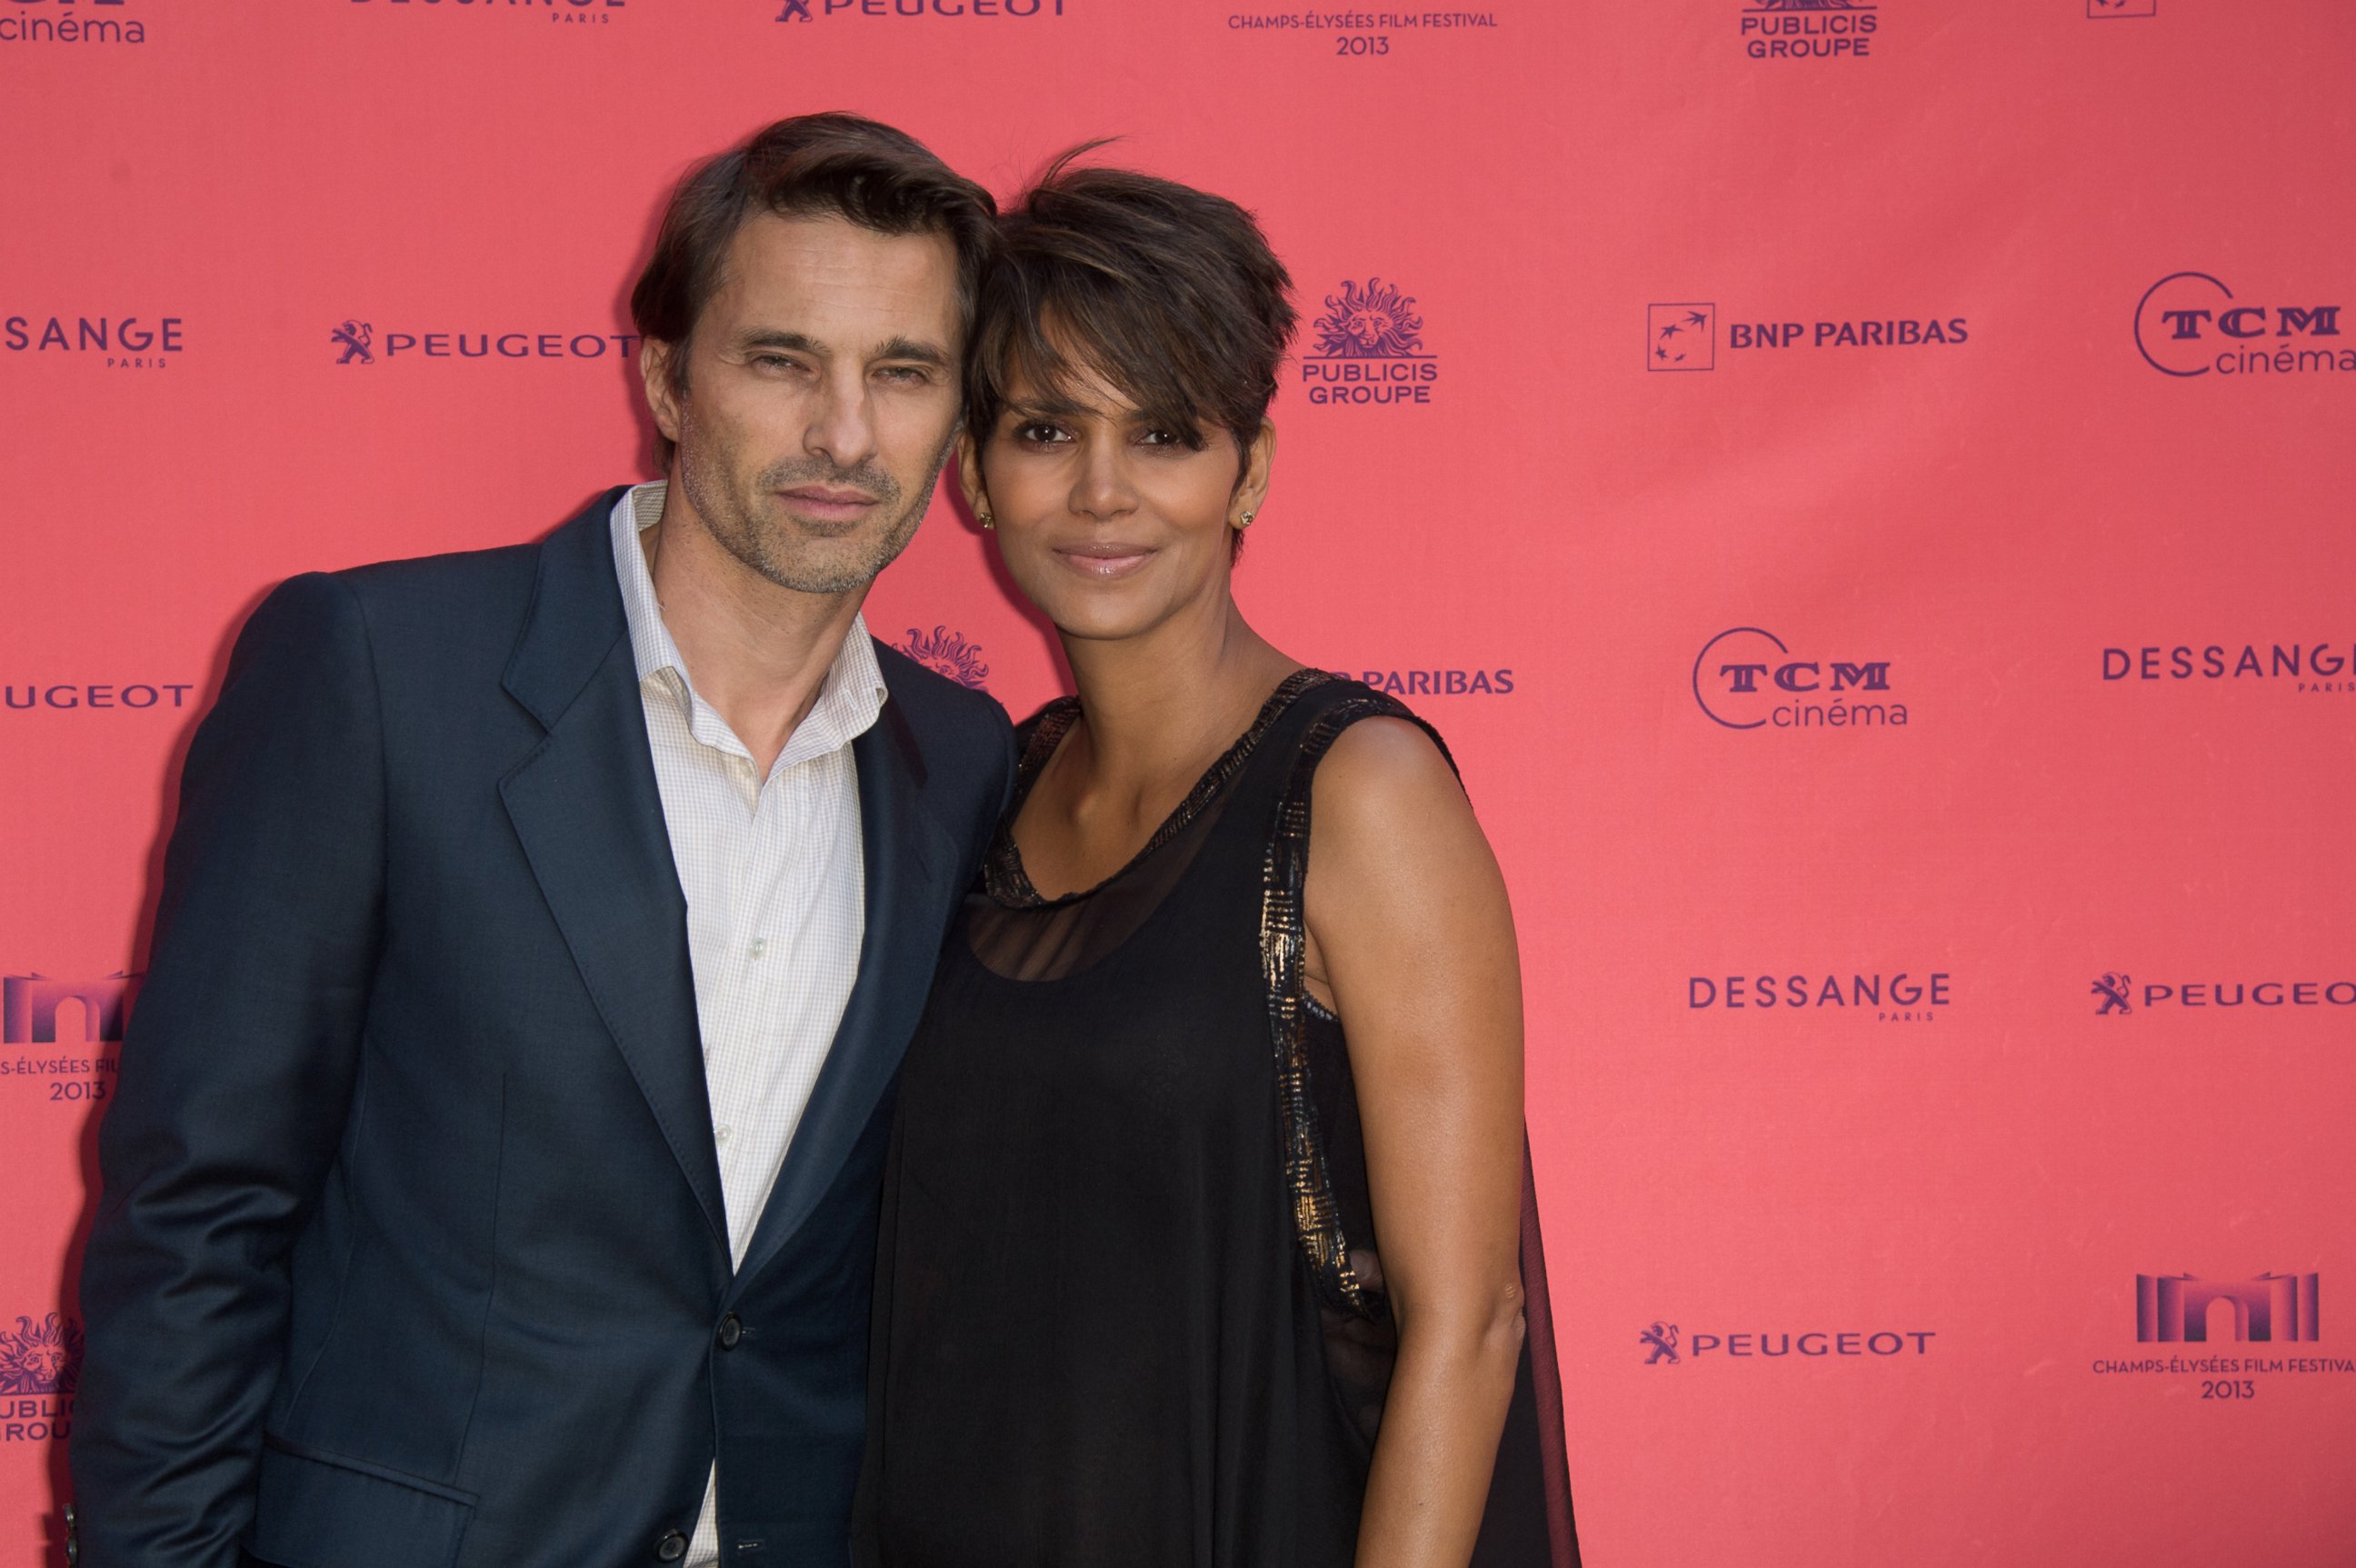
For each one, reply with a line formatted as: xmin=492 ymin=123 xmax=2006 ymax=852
xmin=73 ymin=573 xmax=388 ymax=1568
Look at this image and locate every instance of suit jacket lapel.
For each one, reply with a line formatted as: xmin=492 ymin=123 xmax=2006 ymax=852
xmin=498 ymin=493 xmax=729 ymax=1254
xmin=731 ymin=685 xmax=958 ymax=1292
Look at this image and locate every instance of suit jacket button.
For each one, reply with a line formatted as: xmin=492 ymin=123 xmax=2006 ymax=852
xmin=716 ymin=1313 xmax=744 ymax=1350
xmin=656 ymin=1528 xmax=689 ymax=1561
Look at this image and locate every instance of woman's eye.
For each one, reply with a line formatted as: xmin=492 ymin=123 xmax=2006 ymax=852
xmin=1015 ymin=423 xmax=1069 ymax=445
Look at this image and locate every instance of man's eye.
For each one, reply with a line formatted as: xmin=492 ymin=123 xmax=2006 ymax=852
xmin=877 ymin=365 xmax=931 ymax=385
xmin=750 ymin=354 xmax=804 ymax=373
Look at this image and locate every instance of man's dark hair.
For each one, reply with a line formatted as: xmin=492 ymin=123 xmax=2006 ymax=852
xmin=631 ymin=112 xmax=996 ymax=470
xmin=966 ymin=150 xmax=1297 ymax=465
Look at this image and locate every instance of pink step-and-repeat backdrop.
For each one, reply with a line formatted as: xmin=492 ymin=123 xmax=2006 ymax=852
xmin=5 ymin=2 xmax=2354 ymax=1563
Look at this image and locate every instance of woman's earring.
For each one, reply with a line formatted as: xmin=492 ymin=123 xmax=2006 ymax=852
xmin=1236 ymin=510 xmax=1257 ymax=529
xmin=978 ymin=509 xmax=995 ymax=531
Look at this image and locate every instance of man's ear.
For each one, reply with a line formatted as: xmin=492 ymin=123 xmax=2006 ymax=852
xmin=640 ymin=339 xmax=683 ymax=445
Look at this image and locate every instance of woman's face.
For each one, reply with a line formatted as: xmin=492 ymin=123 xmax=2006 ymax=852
xmin=963 ymin=369 xmax=1273 ymax=646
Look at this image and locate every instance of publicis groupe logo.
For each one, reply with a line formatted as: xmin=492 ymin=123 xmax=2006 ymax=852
xmin=2088 ymin=0 xmax=2155 ymax=16
xmin=1689 ymin=971 xmax=1950 ymax=1023
xmin=2089 ymin=972 xmax=2356 ymax=1014
xmin=2133 ymin=273 xmax=2350 ymax=379
xmin=773 ymin=0 xmax=1066 ymax=23
xmin=894 ymin=626 xmax=988 ymax=690
xmin=0 ymin=1313 xmax=81 ymax=1443
xmin=1649 ymin=303 xmax=1966 ymax=369
xmin=348 ymin=0 xmax=629 ymax=25
xmin=4 ymin=314 xmax=183 ymax=370
xmin=331 ymin=321 xmax=642 ymax=365
xmin=1739 ymin=0 xmax=1877 ymax=62
xmin=1692 ymin=627 xmax=1908 ymax=731
xmin=1 ymin=0 xmax=148 ymax=47
xmin=2101 ymin=640 xmax=2356 ymax=695
xmin=1299 ymin=279 xmax=1438 ymax=407
xmin=1640 ymin=1320 xmax=1934 ymax=1364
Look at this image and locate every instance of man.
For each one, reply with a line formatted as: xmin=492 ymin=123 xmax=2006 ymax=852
xmin=69 ymin=114 xmax=1013 ymax=1568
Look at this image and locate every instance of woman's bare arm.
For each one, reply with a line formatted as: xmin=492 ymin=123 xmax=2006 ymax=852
xmin=1303 ymin=716 xmax=1528 ymax=1568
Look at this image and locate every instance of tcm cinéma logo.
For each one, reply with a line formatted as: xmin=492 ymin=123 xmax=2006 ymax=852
xmin=2133 ymin=273 xmax=2351 ymax=379
xmin=1692 ymin=627 xmax=1906 ymax=731
xmin=2137 ymin=1273 xmax=2319 ymax=1343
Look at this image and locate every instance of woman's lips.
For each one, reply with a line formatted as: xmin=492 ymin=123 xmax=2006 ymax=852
xmin=1054 ymin=544 xmax=1155 ymax=580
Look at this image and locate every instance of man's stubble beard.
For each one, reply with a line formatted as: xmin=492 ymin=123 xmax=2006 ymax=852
xmin=674 ymin=407 xmax=956 ymax=596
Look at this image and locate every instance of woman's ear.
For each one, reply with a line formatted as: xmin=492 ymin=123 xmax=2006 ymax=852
xmin=954 ymin=429 xmax=989 ymax=524
xmin=1231 ymin=419 xmax=1276 ymax=527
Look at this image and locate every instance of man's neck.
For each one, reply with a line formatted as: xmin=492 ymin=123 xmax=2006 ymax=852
xmin=643 ymin=487 xmax=866 ymax=779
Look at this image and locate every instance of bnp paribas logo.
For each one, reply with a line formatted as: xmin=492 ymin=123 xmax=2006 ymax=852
xmin=1299 ymin=279 xmax=1438 ymax=408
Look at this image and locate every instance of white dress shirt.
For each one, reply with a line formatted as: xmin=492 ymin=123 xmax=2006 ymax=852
xmin=609 ymin=483 xmax=884 ymax=1566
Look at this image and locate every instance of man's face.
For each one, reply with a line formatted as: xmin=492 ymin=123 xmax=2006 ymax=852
xmin=644 ymin=212 xmax=963 ymax=595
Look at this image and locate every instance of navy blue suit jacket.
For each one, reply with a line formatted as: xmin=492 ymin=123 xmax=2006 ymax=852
xmin=70 ymin=490 xmax=1015 ymax=1568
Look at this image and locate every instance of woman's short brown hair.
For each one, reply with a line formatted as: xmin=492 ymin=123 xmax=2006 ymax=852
xmin=967 ymin=152 xmax=1297 ymax=460
xmin=631 ymin=113 xmax=996 ymax=468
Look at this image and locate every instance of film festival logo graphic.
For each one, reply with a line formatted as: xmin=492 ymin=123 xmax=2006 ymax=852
xmin=2137 ymin=1273 xmax=2319 ymax=1344
xmin=1647 ymin=305 xmax=1714 ymax=372
xmin=1691 ymin=627 xmax=1906 ymax=732
xmin=893 ymin=626 xmax=989 ymax=690
xmin=2088 ymin=0 xmax=2155 ymax=16
xmin=1299 ymin=280 xmax=1438 ymax=406
xmin=2132 ymin=272 xmax=2350 ymax=379
xmin=1741 ymin=0 xmax=1877 ymax=62
xmin=2 ymin=974 xmax=136 ymax=1045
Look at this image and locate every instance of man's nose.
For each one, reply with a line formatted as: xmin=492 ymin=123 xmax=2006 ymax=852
xmin=805 ymin=370 xmax=881 ymax=472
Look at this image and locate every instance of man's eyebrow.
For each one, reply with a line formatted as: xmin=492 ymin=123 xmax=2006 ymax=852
xmin=872 ymin=335 xmax=951 ymax=368
xmin=736 ymin=328 xmax=824 ymax=356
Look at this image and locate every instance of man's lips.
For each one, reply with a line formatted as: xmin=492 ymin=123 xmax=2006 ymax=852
xmin=778 ymin=485 xmax=881 ymax=522
xmin=1053 ymin=543 xmax=1156 ymax=580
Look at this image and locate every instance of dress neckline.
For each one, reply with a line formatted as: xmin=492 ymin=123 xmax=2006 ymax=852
xmin=983 ymin=668 xmax=1333 ymax=909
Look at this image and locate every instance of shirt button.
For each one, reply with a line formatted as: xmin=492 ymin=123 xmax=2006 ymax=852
xmin=717 ymin=1313 xmax=744 ymax=1350
xmin=655 ymin=1530 xmax=688 ymax=1562
xmin=715 ymin=1125 xmax=733 ymax=1144
xmin=749 ymin=938 xmax=768 ymax=961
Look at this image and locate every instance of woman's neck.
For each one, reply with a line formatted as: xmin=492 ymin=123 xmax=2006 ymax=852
xmin=1056 ymin=594 xmax=1298 ymax=794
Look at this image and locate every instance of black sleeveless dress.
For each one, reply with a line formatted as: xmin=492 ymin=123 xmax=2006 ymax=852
xmin=859 ymin=673 xmax=1578 ymax=1568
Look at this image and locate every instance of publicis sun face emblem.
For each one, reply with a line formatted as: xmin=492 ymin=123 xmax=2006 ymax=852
xmin=2091 ymin=973 xmax=2132 ymax=1015
xmin=1641 ymin=1322 xmax=1681 ymax=1365
xmin=2088 ymin=0 xmax=2156 ymax=16
xmin=895 ymin=626 xmax=989 ymax=691
xmin=0 ymin=1314 xmax=82 ymax=1397
xmin=1299 ymin=279 xmax=1438 ymax=405
xmin=2137 ymin=1273 xmax=2319 ymax=1343
xmin=1647 ymin=305 xmax=1714 ymax=371
xmin=332 ymin=321 xmax=374 ymax=365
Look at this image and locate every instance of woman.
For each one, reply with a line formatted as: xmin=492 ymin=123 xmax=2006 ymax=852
xmin=859 ymin=156 xmax=1578 ymax=1568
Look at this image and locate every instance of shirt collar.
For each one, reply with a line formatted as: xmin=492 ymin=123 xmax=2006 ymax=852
xmin=608 ymin=481 xmax=888 ymax=774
